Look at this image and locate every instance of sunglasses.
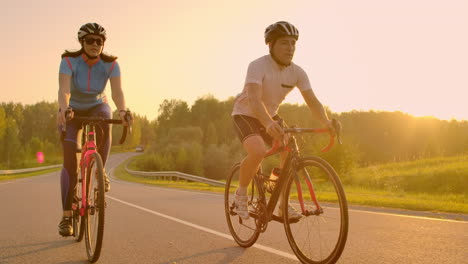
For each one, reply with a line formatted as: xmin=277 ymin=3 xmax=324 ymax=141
xmin=84 ymin=37 xmax=104 ymax=46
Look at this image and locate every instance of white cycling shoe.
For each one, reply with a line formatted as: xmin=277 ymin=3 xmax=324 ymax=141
xmin=278 ymin=204 xmax=303 ymax=221
xmin=234 ymin=192 xmax=250 ymax=220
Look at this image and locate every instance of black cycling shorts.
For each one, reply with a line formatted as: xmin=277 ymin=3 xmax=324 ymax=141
xmin=232 ymin=115 xmax=284 ymax=146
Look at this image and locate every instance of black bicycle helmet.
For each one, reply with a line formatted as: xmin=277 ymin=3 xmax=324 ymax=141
xmin=264 ymin=21 xmax=299 ymax=44
xmin=78 ymin=23 xmax=107 ymax=40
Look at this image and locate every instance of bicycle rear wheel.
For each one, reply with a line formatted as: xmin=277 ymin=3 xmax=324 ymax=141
xmin=84 ymin=153 xmax=106 ymax=263
xmin=72 ymin=171 xmax=84 ymax=242
xmin=283 ymin=157 xmax=348 ymax=264
xmin=224 ymin=162 xmax=262 ymax=247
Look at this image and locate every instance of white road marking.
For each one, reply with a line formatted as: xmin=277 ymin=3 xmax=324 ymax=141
xmin=107 ymin=195 xmax=298 ymax=261
xmin=348 ymin=208 xmax=467 ymax=223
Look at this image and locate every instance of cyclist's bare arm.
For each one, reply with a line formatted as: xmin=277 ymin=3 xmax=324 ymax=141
xmin=247 ymin=83 xmax=283 ymax=139
xmin=109 ymin=76 xmax=129 ymax=126
xmin=58 ymin=73 xmax=72 ymax=126
xmin=300 ymin=89 xmax=334 ymax=133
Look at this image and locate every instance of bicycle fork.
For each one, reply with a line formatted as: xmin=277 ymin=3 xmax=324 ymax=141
xmin=295 ymin=169 xmax=323 ymax=216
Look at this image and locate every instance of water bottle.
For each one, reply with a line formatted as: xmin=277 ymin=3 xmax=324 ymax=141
xmin=266 ymin=167 xmax=281 ymax=193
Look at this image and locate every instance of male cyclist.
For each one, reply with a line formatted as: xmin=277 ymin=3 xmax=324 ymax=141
xmin=232 ymin=21 xmax=335 ymax=220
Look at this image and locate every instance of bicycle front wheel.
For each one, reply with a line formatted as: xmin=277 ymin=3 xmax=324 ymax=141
xmin=283 ymin=157 xmax=348 ymax=264
xmin=84 ymin=153 xmax=106 ymax=263
xmin=224 ymin=162 xmax=261 ymax=248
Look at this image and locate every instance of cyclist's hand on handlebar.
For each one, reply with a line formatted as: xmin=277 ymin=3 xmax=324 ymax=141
xmin=329 ymin=119 xmax=343 ymax=143
xmin=119 ymin=109 xmax=133 ymax=126
xmin=57 ymin=107 xmax=74 ymax=130
xmin=266 ymin=121 xmax=284 ymax=140
xmin=325 ymin=119 xmax=336 ymax=137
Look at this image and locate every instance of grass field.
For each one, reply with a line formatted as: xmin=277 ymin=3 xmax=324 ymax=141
xmin=346 ymin=155 xmax=468 ymax=194
xmin=117 ymin=154 xmax=468 ymax=215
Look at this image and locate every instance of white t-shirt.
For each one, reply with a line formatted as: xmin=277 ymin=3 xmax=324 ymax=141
xmin=232 ymin=55 xmax=313 ymax=117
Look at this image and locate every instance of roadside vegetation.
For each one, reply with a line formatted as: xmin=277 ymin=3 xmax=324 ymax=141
xmin=2 ymin=97 xmax=467 ymax=215
xmin=0 ymin=167 xmax=61 ymax=182
xmin=119 ymin=154 xmax=468 ymax=214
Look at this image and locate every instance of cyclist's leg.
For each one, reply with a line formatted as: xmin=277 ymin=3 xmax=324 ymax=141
xmin=233 ymin=115 xmax=270 ymax=194
xmin=239 ymin=135 xmax=267 ymax=191
xmin=235 ymin=137 xmax=266 ymax=220
xmin=59 ymin=119 xmax=81 ymax=235
xmin=61 ymin=120 xmax=82 ymax=212
xmin=232 ymin=115 xmax=270 ymax=219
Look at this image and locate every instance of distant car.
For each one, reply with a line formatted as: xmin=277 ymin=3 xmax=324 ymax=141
xmin=135 ymin=146 xmax=144 ymax=152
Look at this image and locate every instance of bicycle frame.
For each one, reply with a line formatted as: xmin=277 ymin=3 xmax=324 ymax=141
xmin=253 ymin=127 xmax=336 ymax=223
xmin=78 ymin=124 xmax=99 ymax=217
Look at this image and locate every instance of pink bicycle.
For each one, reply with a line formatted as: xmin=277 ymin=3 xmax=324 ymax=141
xmin=225 ymin=119 xmax=348 ymax=264
xmin=66 ymin=112 xmax=132 ymax=263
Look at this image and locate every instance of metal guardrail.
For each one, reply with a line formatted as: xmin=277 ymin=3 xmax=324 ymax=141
xmin=125 ymin=162 xmax=225 ymax=187
xmin=0 ymin=164 xmax=62 ymax=175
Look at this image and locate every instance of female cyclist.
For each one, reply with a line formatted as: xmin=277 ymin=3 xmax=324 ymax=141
xmin=56 ymin=23 xmax=131 ymax=236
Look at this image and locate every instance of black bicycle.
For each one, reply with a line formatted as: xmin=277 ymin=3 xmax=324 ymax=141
xmin=225 ymin=120 xmax=348 ymax=264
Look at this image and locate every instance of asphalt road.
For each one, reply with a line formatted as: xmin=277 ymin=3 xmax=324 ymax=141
xmin=0 ymin=152 xmax=467 ymax=264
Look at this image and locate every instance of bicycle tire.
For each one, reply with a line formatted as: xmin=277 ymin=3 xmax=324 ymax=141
xmin=84 ymin=153 xmax=106 ymax=263
xmin=72 ymin=172 xmax=85 ymax=242
xmin=224 ymin=162 xmax=261 ymax=247
xmin=283 ymin=157 xmax=348 ymax=264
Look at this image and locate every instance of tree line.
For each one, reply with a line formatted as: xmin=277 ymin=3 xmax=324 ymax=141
xmin=1 ymin=98 xmax=467 ymax=179
xmin=132 ymin=95 xmax=468 ymax=180
xmin=0 ymin=101 xmax=148 ymax=169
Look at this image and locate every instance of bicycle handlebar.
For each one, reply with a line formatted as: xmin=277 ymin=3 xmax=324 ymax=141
xmin=265 ymin=119 xmax=342 ymax=156
xmin=62 ymin=110 xmax=133 ymax=145
xmin=71 ymin=116 xmax=131 ymax=144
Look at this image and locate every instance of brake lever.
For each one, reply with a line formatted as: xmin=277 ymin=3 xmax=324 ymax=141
xmin=125 ymin=110 xmax=133 ymax=134
xmin=331 ymin=119 xmax=343 ymax=144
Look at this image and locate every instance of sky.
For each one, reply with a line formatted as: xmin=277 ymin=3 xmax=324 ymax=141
xmin=2 ymin=0 xmax=467 ymax=121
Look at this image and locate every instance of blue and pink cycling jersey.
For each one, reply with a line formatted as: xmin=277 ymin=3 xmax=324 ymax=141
xmin=59 ymin=54 xmax=120 ymax=211
xmin=59 ymin=54 xmax=120 ymax=110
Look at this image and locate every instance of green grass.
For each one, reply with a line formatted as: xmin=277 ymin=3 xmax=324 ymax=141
xmin=287 ymin=185 xmax=467 ymax=214
xmin=0 ymin=167 xmax=61 ymax=182
xmin=116 ymin=155 xmax=468 ymax=215
xmin=110 ymin=145 xmax=136 ymax=154
xmin=346 ymin=155 xmax=468 ymax=194
xmin=343 ymin=186 xmax=467 ymax=214
xmin=342 ymin=155 xmax=468 ymax=214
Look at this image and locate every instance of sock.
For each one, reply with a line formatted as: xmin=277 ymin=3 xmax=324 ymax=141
xmin=236 ymin=186 xmax=248 ymax=196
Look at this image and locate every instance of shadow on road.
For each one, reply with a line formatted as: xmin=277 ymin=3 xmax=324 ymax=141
xmin=159 ymin=246 xmax=247 ymax=264
xmin=0 ymin=239 xmax=83 ymax=262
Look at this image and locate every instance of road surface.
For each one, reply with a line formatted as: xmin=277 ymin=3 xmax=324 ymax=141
xmin=1 ymin=152 xmax=466 ymax=263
